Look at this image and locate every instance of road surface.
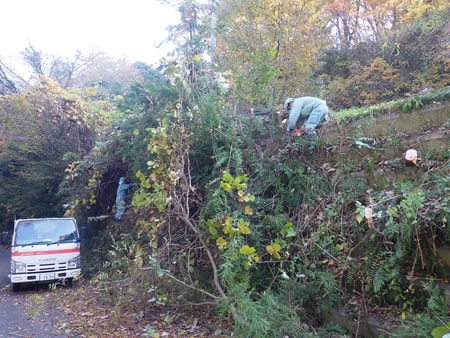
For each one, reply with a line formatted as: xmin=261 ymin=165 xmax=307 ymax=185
xmin=0 ymin=249 xmax=69 ymax=338
xmin=0 ymin=250 xmax=9 ymax=287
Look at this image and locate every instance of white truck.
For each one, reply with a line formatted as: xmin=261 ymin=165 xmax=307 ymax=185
xmin=3 ymin=217 xmax=83 ymax=291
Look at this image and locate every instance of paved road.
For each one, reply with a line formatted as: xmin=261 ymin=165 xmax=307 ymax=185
xmin=0 ymin=250 xmax=9 ymax=288
xmin=0 ymin=250 xmax=69 ymax=338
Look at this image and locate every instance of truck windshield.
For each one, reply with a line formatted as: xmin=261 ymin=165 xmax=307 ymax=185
xmin=14 ymin=219 xmax=78 ymax=246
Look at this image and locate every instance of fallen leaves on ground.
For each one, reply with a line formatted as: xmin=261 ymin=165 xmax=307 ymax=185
xmin=37 ymin=280 xmax=233 ymax=337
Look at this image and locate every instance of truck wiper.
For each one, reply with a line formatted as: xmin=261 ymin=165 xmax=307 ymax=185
xmin=17 ymin=241 xmax=48 ymax=247
xmin=46 ymin=239 xmax=77 ymax=245
xmin=46 ymin=241 xmax=60 ymax=246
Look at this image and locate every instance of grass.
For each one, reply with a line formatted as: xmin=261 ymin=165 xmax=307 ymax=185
xmin=334 ymin=87 xmax=450 ymax=124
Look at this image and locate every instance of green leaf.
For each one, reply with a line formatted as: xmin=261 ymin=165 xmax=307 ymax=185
xmin=285 ymin=227 xmax=297 ymax=237
xmin=220 ymin=182 xmax=232 ymax=192
xmin=222 ymin=172 xmax=233 ymax=183
xmin=431 ymin=325 xmax=450 ymax=338
xmin=281 ymin=222 xmax=296 ymax=237
xmin=208 ymin=226 xmax=218 ymax=237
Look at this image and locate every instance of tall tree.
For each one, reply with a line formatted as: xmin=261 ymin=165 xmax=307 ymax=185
xmin=325 ymin=0 xmax=443 ymax=48
xmin=0 ymin=77 xmax=95 ymax=224
xmin=0 ymin=43 xmax=133 ymax=92
xmin=215 ymin=0 xmax=331 ymax=107
xmin=72 ymin=53 xmax=142 ymax=90
xmin=164 ymin=0 xmax=213 ymax=84
xmin=20 ymin=44 xmax=108 ymax=89
xmin=0 ymin=59 xmax=27 ymax=94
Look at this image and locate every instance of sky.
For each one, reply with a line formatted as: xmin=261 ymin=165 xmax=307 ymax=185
xmin=0 ymin=0 xmax=180 ymax=65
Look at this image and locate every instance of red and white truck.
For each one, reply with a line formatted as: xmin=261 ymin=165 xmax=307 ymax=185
xmin=3 ymin=217 xmax=82 ymax=291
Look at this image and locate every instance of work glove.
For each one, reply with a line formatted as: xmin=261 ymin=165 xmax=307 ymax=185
xmin=290 ymin=128 xmax=306 ymax=137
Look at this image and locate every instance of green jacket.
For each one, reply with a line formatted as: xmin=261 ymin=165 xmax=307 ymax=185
xmin=287 ymin=97 xmax=326 ymax=131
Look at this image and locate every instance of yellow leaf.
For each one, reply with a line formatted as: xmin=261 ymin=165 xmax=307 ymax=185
xmin=216 ymin=237 xmax=228 ymax=250
xmin=243 ymin=194 xmax=255 ymax=202
xmin=244 ymin=205 xmax=253 ymax=216
xmin=223 ymin=216 xmax=237 ymax=235
xmin=266 ymin=244 xmax=281 ymax=260
xmin=239 ymin=221 xmax=251 ymax=234
xmin=240 ymin=245 xmax=256 ymax=255
xmin=224 ymin=215 xmax=233 ymax=226
xmin=223 ymin=224 xmax=233 ymax=235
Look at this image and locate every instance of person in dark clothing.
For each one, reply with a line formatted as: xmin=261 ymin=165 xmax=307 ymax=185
xmin=115 ymin=176 xmax=132 ymax=220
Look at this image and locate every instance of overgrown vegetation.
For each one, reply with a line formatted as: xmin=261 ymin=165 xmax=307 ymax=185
xmin=0 ymin=2 xmax=449 ymax=337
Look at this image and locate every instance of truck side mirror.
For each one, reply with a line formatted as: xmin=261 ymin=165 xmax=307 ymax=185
xmin=1 ymin=231 xmax=10 ymax=245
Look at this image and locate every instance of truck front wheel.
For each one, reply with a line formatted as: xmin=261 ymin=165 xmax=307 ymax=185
xmin=65 ymin=278 xmax=73 ymax=287
xmin=12 ymin=283 xmax=22 ymax=292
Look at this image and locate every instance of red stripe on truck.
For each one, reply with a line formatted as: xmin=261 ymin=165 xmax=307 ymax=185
xmin=11 ymin=248 xmax=80 ymax=256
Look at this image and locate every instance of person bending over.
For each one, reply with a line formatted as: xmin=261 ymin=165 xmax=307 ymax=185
xmin=284 ymin=96 xmax=329 ymax=140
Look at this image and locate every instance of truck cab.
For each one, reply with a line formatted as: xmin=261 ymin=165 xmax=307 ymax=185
xmin=6 ymin=218 xmax=82 ymax=291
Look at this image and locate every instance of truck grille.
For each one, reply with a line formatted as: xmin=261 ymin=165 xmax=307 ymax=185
xmin=27 ymin=262 xmax=67 ymax=272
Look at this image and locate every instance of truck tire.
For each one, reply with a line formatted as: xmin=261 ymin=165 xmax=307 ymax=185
xmin=65 ymin=278 xmax=73 ymax=287
xmin=12 ymin=283 xmax=22 ymax=292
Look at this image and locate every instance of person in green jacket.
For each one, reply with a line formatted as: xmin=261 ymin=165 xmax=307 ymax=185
xmin=284 ymin=96 xmax=329 ymax=140
xmin=115 ymin=176 xmax=133 ymax=220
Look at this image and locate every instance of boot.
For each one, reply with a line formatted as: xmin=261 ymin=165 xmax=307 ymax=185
xmin=306 ymin=130 xmax=318 ymax=140
xmin=306 ymin=129 xmax=317 ymax=150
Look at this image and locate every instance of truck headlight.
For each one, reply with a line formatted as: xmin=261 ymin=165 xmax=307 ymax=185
xmin=11 ymin=260 xmax=26 ymax=274
xmin=68 ymin=256 xmax=80 ymax=269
